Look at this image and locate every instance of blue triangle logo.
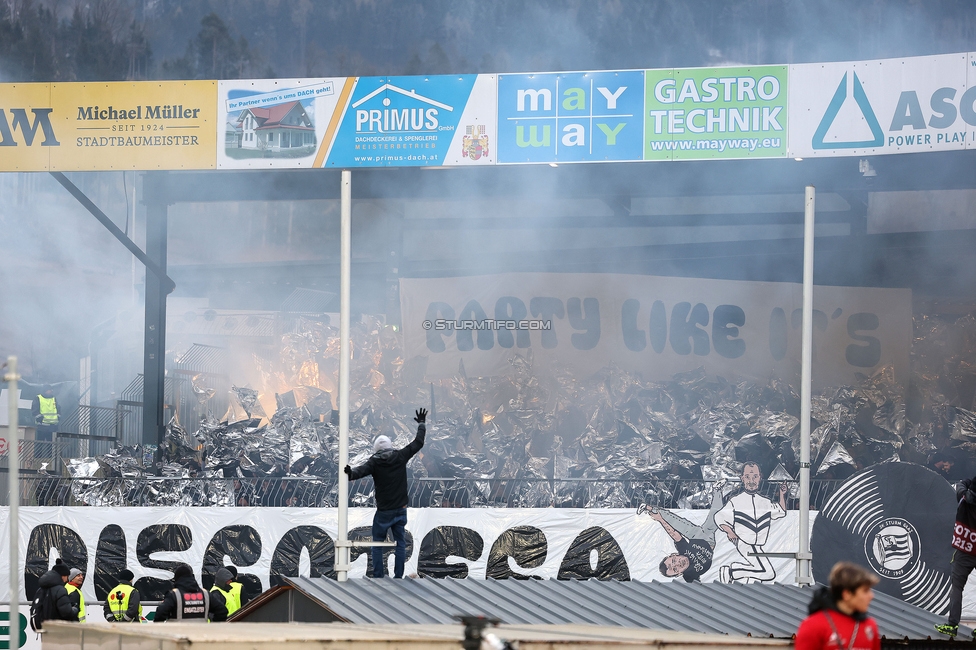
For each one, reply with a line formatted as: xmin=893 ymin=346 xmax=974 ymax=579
xmin=812 ymin=72 xmax=884 ymax=149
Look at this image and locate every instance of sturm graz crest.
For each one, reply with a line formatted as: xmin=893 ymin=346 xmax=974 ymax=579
xmin=864 ymin=517 xmax=920 ymax=579
xmin=812 ymin=462 xmax=955 ymax=614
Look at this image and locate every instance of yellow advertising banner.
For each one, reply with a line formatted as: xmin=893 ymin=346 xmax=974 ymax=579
xmin=0 ymin=83 xmax=54 ymax=172
xmin=0 ymin=81 xmax=217 ymax=171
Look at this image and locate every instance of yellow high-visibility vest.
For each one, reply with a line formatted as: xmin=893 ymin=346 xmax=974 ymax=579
xmin=227 ymin=582 xmax=243 ymax=614
xmin=210 ymin=583 xmax=240 ymax=615
xmin=37 ymin=396 xmax=58 ymax=425
xmin=107 ymin=583 xmax=141 ymax=621
xmin=65 ymin=584 xmax=85 ymax=622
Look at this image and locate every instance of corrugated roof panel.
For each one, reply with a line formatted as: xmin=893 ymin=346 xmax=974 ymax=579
xmin=282 ymin=578 xmax=966 ymax=642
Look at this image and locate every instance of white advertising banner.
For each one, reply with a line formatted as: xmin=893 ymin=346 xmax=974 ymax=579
xmin=399 ymin=273 xmax=912 ymax=388
xmin=788 ymin=52 xmax=976 ymax=157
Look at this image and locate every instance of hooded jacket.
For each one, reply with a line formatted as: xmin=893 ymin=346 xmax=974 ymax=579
xmin=153 ymin=573 xmax=227 ymax=622
xmin=36 ymin=570 xmax=78 ymax=622
xmin=795 ymin=587 xmax=880 ymax=650
xmin=348 ymin=423 xmax=425 ymax=510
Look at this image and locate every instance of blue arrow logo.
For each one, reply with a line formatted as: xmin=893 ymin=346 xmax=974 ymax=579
xmin=812 ymin=72 xmax=884 ymax=149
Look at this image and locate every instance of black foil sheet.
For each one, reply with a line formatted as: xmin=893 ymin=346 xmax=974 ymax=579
xmin=61 ymin=311 xmax=976 ymax=505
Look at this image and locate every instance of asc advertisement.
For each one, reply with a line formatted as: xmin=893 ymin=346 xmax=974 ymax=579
xmin=400 ymin=272 xmax=912 ymax=388
xmin=789 ymin=52 xmax=976 ymax=157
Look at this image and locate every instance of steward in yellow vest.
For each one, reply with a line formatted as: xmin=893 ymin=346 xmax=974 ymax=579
xmin=209 ymin=568 xmax=238 ymax=616
xmin=103 ymin=569 xmax=142 ymax=622
xmin=225 ymin=565 xmax=250 ymax=610
xmin=65 ymin=569 xmax=86 ymax=622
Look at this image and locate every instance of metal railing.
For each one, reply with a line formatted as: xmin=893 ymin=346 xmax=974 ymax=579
xmin=0 ymin=475 xmax=843 ymax=509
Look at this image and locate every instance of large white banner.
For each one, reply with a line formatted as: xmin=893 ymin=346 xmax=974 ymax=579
xmin=789 ymin=52 xmax=976 ymax=158
xmin=400 ymin=273 xmax=912 ymax=388
xmin=0 ymin=505 xmax=973 ymax=650
xmin=1 ymin=507 xmax=801 ymax=602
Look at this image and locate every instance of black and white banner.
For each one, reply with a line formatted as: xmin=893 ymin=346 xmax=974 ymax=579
xmin=0 ymin=502 xmax=974 ymax=649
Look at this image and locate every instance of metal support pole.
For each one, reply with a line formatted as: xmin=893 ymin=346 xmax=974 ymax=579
xmin=6 ymin=357 xmax=20 ymax=620
xmin=797 ymin=185 xmax=816 ymax=585
xmin=142 ymin=174 xmax=169 ymax=451
xmin=336 ymin=170 xmax=352 ymax=581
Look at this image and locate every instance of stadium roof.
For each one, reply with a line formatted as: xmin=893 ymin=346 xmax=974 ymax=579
xmin=232 ymin=578 xmax=967 ymax=643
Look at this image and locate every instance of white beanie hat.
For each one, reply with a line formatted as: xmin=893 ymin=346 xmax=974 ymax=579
xmin=373 ymin=435 xmax=393 ymax=453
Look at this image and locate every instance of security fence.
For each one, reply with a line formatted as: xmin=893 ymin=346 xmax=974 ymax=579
xmin=0 ymin=474 xmax=843 ymax=510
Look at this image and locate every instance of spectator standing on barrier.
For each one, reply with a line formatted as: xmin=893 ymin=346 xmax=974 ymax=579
xmin=65 ymin=568 xmax=86 ymax=622
xmin=103 ymin=569 xmax=142 ymax=622
xmin=344 ymin=408 xmax=427 ymax=578
xmin=935 ymin=475 xmax=976 ymax=638
xmin=31 ymin=559 xmax=77 ymax=629
xmin=154 ymin=564 xmax=226 ymax=622
xmin=795 ymin=562 xmax=880 ymax=650
xmin=31 ymin=385 xmax=60 ymax=456
xmin=209 ymin=568 xmax=237 ymax=617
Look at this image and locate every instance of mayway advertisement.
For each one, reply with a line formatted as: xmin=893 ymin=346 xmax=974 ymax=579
xmin=788 ymin=52 xmax=976 ymax=157
xmin=400 ymin=273 xmax=912 ymax=388
xmin=325 ymin=74 xmax=495 ymax=167
xmin=217 ymin=77 xmax=352 ymax=169
xmin=644 ymin=65 xmax=788 ymax=160
xmin=496 ymin=70 xmax=644 ymax=163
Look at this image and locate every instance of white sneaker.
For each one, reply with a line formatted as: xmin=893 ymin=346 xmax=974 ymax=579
xmin=719 ymin=565 xmax=732 ymax=584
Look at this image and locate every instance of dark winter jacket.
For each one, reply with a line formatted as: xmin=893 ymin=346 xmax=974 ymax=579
xmin=36 ymin=570 xmax=77 ymax=622
xmin=951 ymin=478 xmax=976 ymax=556
xmin=348 ymin=423 xmax=425 ymax=510
xmin=153 ymin=574 xmax=227 ymax=622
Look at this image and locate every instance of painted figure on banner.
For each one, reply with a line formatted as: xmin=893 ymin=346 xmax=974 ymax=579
xmin=638 ymin=480 xmax=727 ymax=582
xmin=715 ymin=461 xmax=788 ymax=583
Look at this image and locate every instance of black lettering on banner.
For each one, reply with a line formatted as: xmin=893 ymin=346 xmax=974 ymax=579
xmin=621 ymin=299 xmax=645 ymax=351
xmin=556 ymin=526 xmax=630 ymax=581
xmin=567 ymin=297 xmax=600 ymax=350
xmin=24 ymin=524 xmax=88 ymax=600
xmin=135 ymin=524 xmax=192 ymax=600
xmin=846 ymin=312 xmax=881 ymax=367
xmin=418 ymin=526 xmax=485 ymax=578
xmin=486 ymin=526 xmax=547 ymax=580
xmin=769 ymin=307 xmax=788 ymax=361
xmin=270 ymin=526 xmax=335 ymax=586
xmin=456 ymin=300 xmax=493 ymax=351
xmin=669 ymin=302 xmax=709 ymax=356
xmin=791 ymin=308 xmax=827 ymax=359
xmin=94 ymin=524 xmax=127 ymax=600
xmin=201 ymin=525 xmax=262 ymax=601
xmin=649 ymin=300 xmax=667 ymax=353
xmin=495 ymin=297 xmax=530 ymax=349
xmin=712 ymin=304 xmax=746 ymax=359
xmin=425 ymin=302 xmax=454 ymax=352
xmin=530 ymin=298 xmax=564 ymax=349
xmin=349 ymin=527 xmax=414 ymax=576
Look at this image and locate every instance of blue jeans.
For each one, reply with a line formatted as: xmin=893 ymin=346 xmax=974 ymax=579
xmin=371 ymin=507 xmax=407 ymax=578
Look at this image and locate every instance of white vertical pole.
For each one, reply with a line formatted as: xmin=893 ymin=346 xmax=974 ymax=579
xmin=798 ymin=186 xmax=815 ymax=585
xmin=337 ymin=171 xmax=352 ymax=582
xmin=7 ymin=357 xmax=20 ymax=617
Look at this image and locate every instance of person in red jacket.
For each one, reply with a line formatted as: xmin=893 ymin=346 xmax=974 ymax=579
xmin=795 ymin=562 xmax=880 ymax=650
